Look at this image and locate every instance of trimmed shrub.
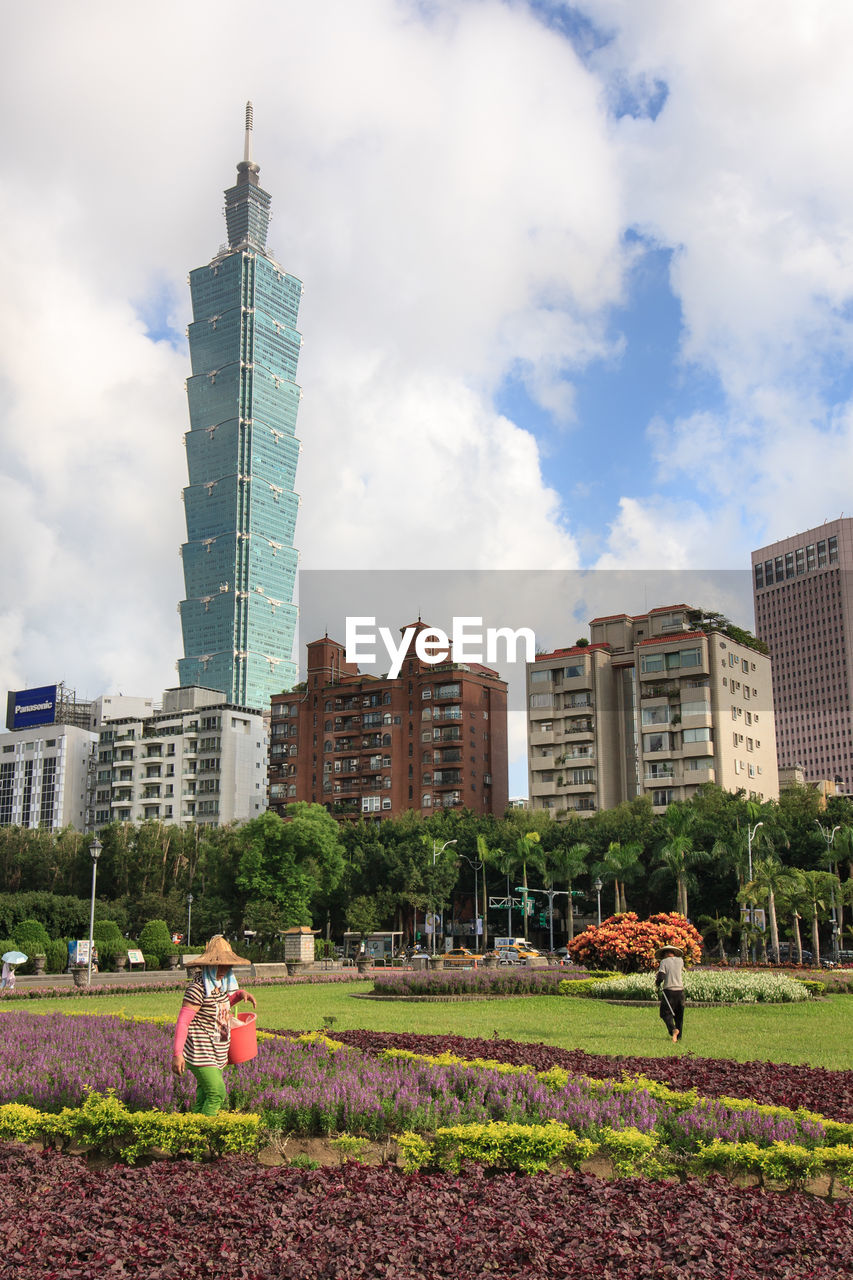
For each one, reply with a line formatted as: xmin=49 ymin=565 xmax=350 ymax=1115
xmin=45 ymin=940 xmax=68 ymax=974
xmin=142 ymin=953 xmax=160 ymax=971
xmin=138 ymin=920 xmax=173 ymax=966
xmin=93 ymin=920 xmax=123 ymax=944
xmin=13 ymin=919 xmax=50 ymax=954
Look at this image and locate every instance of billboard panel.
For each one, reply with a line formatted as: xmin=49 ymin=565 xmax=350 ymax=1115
xmin=6 ymin=684 xmax=58 ymax=731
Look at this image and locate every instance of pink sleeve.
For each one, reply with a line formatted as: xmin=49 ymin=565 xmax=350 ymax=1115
xmin=172 ymin=1004 xmax=197 ymax=1055
xmin=229 ymin=989 xmax=245 ymax=1006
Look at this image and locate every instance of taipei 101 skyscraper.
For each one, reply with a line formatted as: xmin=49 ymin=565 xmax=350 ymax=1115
xmin=178 ymin=103 xmax=300 ymax=707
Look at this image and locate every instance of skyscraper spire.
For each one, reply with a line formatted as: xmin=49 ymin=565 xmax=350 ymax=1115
xmin=225 ymin=100 xmax=270 ymax=251
xmin=243 ymin=100 xmax=253 ymax=165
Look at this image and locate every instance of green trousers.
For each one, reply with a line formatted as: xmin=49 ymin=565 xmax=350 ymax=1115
xmin=188 ymin=1063 xmax=227 ymax=1116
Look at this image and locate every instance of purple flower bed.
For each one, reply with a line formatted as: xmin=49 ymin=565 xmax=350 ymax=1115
xmin=0 ymin=1013 xmax=665 ymax=1138
xmin=1 ymin=973 xmax=364 ymax=1001
xmin=304 ymin=1029 xmax=853 ymax=1123
xmin=2 ymin=1145 xmax=852 ymax=1280
xmin=372 ymin=967 xmax=581 ymax=996
xmin=0 ymin=1014 xmax=840 ymax=1153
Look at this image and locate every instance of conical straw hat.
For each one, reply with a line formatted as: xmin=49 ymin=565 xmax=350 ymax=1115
xmin=656 ymin=944 xmax=684 ymax=959
xmin=187 ymin=934 xmax=251 ymax=968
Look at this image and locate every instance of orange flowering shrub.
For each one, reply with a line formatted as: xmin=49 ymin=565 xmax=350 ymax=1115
xmin=566 ymin=912 xmax=703 ymax=974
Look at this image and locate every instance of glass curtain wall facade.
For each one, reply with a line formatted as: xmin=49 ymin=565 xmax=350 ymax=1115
xmin=178 ymin=106 xmax=300 ymax=708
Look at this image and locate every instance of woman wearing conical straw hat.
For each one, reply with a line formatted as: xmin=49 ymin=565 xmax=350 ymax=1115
xmin=654 ymin=944 xmax=685 ymax=1044
xmin=171 ymin=935 xmax=257 ymax=1116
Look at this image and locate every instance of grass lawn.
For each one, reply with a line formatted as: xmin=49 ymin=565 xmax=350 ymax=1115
xmin=7 ymin=983 xmax=853 ymax=1070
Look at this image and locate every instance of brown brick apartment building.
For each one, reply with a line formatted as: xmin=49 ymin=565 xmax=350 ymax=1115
xmin=269 ymin=623 xmax=508 ymax=821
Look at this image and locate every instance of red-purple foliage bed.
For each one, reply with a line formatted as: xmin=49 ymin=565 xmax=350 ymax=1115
xmin=279 ymin=1028 xmax=853 ymax=1122
xmin=2 ymin=1144 xmax=851 ymax=1280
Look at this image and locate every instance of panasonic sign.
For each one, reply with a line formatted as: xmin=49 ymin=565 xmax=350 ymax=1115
xmin=6 ymin=684 xmax=58 ymax=731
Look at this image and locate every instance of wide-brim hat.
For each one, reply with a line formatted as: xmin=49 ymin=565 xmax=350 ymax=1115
xmin=186 ymin=934 xmax=251 ymax=968
xmin=656 ymin=944 xmax=684 ymax=959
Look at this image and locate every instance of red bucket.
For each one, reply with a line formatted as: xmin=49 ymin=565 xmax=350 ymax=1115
xmin=228 ymin=1010 xmax=257 ymax=1064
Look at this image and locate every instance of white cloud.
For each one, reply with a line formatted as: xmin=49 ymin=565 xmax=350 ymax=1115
xmin=0 ymin=0 xmax=634 ymax=704
xmin=3 ymin=0 xmax=853 ymax=719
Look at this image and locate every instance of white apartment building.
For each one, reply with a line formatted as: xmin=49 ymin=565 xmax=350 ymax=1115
xmin=527 ymin=605 xmax=778 ymax=818
xmin=91 ymin=686 xmax=268 ymax=828
xmin=0 ymin=724 xmax=97 ymax=831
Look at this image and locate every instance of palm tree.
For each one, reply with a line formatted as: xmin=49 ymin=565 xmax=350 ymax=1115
xmin=712 ymin=823 xmax=771 ymax=961
xmin=480 ymin=842 xmax=518 ymax=941
xmin=548 ymin=841 xmax=589 ymax=941
xmin=798 ymin=869 xmax=840 ymax=965
xmin=516 ymin=832 xmax=545 ymax=941
xmin=652 ymin=806 xmax=709 ymax=919
xmin=776 ymin=870 xmax=810 ymax=965
xmin=698 ymin=912 xmax=739 ymax=964
xmin=593 ymin=840 xmax=642 ymax=915
xmin=743 ymin=856 xmax=794 ymax=964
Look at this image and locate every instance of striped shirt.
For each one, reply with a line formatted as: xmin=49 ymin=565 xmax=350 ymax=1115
xmin=181 ymin=977 xmax=233 ymax=1068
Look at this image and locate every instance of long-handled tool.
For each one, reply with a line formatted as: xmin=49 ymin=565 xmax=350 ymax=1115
xmin=658 ymin=985 xmax=678 ymax=1038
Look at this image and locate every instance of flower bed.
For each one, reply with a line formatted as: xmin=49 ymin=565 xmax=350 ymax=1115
xmin=3 ymin=1144 xmax=852 ymax=1280
xmin=316 ymin=1029 xmax=853 ymax=1121
xmin=371 ymin=968 xmax=587 ymax=997
xmin=577 ymin=970 xmax=810 ymax=1003
xmin=0 ymin=972 xmax=364 ymax=1001
xmin=2 ymin=1013 xmax=850 ymax=1172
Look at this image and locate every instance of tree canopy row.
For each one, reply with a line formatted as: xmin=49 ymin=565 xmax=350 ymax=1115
xmin=0 ymin=783 xmax=850 ymax=961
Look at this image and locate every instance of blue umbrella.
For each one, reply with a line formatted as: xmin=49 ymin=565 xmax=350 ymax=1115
xmin=2 ymin=951 xmax=27 ymax=965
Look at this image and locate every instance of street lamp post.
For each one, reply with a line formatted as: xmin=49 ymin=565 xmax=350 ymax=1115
xmin=187 ymin=893 xmax=193 ymax=949
xmin=459 ymin=853 xmax=483 ymax=952
xmin=87 ymin=837 xmax=102 ymax=986
xmin=593 ymin=877 xmax=603 ymax=927
xmin=431 ymin=839 xmax=457 ymax=954
xmin=745 ymin=822 xmax=763 ymax=963
xmin=816 ymin=820 xmax=841 ymax=963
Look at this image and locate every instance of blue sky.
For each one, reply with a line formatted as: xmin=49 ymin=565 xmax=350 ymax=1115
xmin=2 ymin=0 xmax=853 ymax=796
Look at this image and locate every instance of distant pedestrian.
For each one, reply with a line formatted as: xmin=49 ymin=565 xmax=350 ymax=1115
xmin=0 ymin=962 xmax=16 ymax=995
xmin=655 ymin=944 xmax=685 ymax=1044
xmin=171 ymin=935 xmax=256 ymax=1116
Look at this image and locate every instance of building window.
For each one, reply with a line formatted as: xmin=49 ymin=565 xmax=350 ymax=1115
xmin=361 ymin=796 xmax=381 ymax=813
xmin=529 ymin=693 xmax=554 ymax=708
xmin=754 ymin=564 xmax=764 ymax=589
xmin=652 ymin=788 xmax=674 ymax=807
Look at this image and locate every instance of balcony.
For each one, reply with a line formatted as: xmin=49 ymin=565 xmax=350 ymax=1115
xmin=563 ymin=697 xmax=593 ymax=714
xmin=562 ymin=720 xmax=594 ymax=738
xmin=640 ymin=683 xmax=680 ymax=700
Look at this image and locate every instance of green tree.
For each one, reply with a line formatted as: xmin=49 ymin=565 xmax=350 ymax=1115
xmin=593 ymin=841 xmax=642 ymax=915
xmin=743 ymin=855 xmax=795 ymax=964
xmin=235 ymin=806 xmax=345 ymax=930
xmin=697 ymin=912 xmax=739 ymax=964
xmin=652 ymin=804 xmax=708 ymax=918
xmin=547 ymin=840 xmax=589 ymax=940
xmin=797 ymin=868 xmax=840 ymax=965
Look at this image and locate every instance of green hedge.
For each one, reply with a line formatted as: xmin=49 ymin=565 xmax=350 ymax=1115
xmin=396 ymin=1120 xmax=853 ymax=1190
xmin=0 ymin=1092 xmax=259 ymax=1164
